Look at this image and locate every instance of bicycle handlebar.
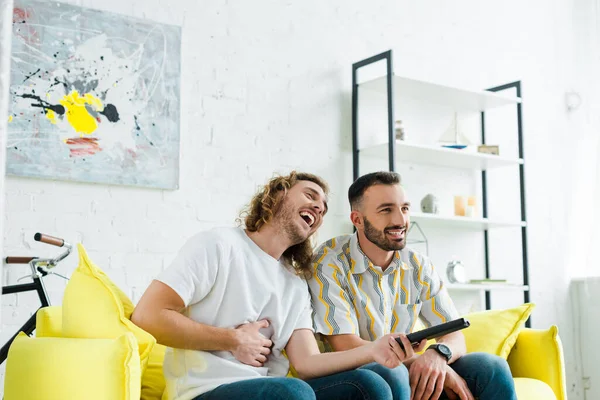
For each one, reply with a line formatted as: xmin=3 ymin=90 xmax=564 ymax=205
xmin=4 ymin=233 xmax=71 ymax=268
xmin=5 ymin=256 xmax=37 ymax=264
xmin=34 ymin=233 xmax=65 ymax=247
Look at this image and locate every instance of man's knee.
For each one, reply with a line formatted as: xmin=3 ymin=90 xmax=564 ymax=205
xmin=340 ymin=369 xmax=393 ymax=400
xmin=476 ymin=353 xmax=512 ymax=375
xmin=458 ymin=352 xmax=516 ymax=398
xmin=363 ymin=362 xmax=410 ymax=385
xmin=466 ymin=353 xmax=513 ymax=385
xmin=270 ymin=378 xmax=315 ymax=400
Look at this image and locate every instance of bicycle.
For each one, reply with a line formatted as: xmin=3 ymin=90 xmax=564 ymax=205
xmin=0 ymin=232 xmax=72 ymax=364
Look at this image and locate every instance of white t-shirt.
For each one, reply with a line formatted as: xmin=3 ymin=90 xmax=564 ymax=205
xmin=157 ymin=227 xmax=314 ymax=400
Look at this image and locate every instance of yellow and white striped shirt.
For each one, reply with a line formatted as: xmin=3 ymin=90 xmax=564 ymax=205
xmin=308 ymin=234 xmax=459 ymax=340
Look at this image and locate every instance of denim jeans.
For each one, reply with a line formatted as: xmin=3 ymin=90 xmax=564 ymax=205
xmin=193 ymin=352 xmax=516 ymax=400
xmin=442 ymin=352 xmax=517 ymax=400
xmin=193 ymin=368 xmax=392 ymax=400
xmin=359 ymin=362 xmax=411 ymax=400
xmin=356 ymin=352 xmax=516 ymax=400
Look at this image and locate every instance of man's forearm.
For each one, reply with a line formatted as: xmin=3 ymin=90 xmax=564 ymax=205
xmin=294 ymin=345 xmax=375 ymax=380
xmin=132 ymin=308 xmax=238 ymax=351
xmin=435 ymin=331 xmax=467 ymax=363
xmin=324 ymin=333 xmax=371 ymax=351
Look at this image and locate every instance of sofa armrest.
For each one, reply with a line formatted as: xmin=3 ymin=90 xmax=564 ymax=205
xmin=5 ymin=332 xmax=141 ymax=400
xmin=36 ymin=305 xmax=62 ymax=337
xmin=507 ymin=326 xmax=567 ymax=400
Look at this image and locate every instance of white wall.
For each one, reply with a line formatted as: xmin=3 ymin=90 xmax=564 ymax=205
xmin=0 ymin=0 xmax=16 ymax=328
xmin=1 ymin=0 xmax=584 ymax=397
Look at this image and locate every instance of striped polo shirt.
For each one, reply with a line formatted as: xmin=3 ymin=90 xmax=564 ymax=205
xmin=308 ymin=233 xmax=459 ymax=341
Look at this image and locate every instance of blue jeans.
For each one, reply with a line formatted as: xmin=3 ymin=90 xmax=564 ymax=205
xmin=358 ymin=353 xmax=516 ymax=400
xmin=442 ymin=352 xmax=517 ymax=400
xmin=359 ymin=362 xmax=410 ymax=400
xmin=193 ymin=353 xmax=516 ymax=400
xmin=193 ymin=369 xmax=392 ymax=400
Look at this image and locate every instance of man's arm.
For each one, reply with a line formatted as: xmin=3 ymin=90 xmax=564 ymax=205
xmin=131 ymin=280 xmax=272 ymax=367
xmin=399 ymin=330 xmax=466 ymax=370
xmin=434 ymin=330 xmax=466 ymax=363
xmin=324 ymin=333 xmax=369 ymax=351
xmin=326 ymin=329 xmax=465 ymax=363
xmin=285 ymin=329 xmax=421 ymax=380
xmin=131 ymin=280 xmax=235 ymax=350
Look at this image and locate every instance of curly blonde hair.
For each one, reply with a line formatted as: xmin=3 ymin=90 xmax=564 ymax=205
xmin=240 ymin=171 xmax=329 ymax=279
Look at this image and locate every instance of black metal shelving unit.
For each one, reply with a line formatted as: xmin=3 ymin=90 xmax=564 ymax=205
xmin=351 ymin=49 xmax=530 ymax=327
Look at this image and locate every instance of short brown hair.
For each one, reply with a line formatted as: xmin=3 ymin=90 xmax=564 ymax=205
xmin=240 ymin=171 xmax=329 ymax=278
xmin=348 ymin=171 xmax=401 ymax=210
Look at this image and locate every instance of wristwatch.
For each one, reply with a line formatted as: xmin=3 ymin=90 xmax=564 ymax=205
xmin=427 ymin=343 xmax=452 ymax=363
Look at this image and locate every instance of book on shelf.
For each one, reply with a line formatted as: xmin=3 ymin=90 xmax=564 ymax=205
xmin=468 ymin=279 xmax=508 ymax=284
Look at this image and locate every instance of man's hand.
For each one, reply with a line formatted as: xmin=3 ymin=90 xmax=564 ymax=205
xmin=443 ymin=365 xmax=475 ymax=400
xmin=231 ymin=319 xmax=273 ymax=367
xmin=371 ymin=334 xmax=426 ymax=369
xmin=409 ymin=348 xmax=448 ymax=400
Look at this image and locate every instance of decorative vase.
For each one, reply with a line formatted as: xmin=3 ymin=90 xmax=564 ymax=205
xmin=420 ymin=194 xmax=439 ymax=214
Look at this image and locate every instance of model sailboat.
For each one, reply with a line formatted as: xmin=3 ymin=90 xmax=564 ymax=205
xmin=438 ymin=113 xmax=472 ymax=149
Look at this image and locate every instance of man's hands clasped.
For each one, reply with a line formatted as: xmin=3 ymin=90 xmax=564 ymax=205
xmin=410 ymin=349 xmax=475 ymax=400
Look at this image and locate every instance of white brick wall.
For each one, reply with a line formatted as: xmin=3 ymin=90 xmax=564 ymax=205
xmin=0 ymin=0 xmax=585 ymax=398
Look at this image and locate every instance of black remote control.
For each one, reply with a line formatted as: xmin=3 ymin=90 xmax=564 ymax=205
xmin=395 ymin=318 xmax=470 ymax=350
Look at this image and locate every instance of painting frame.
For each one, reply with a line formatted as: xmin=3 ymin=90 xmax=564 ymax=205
xmin=6 ymin=0 xmax=182 ymax=190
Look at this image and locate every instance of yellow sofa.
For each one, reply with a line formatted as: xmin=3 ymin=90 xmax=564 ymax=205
xmin=4 ymin=305 xmax=567 ymax=400
xmin=2 ymin=245 xmax=567 ymax=400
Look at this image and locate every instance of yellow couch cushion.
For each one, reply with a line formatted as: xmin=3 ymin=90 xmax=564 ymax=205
xmin=513 ymin=377 xmax=557 ymax=400
xmin=36 ymin=306 xmax=63 ymax=337
xmin=4 ymin=332 xmax=141 ymax=400
xmin=462 ymin=303 xmax=535 ymax=359
xmin=62 ymin=244 xmax=156 ymax=372
xmin=142 ymin=343 xmax=167 ymax=400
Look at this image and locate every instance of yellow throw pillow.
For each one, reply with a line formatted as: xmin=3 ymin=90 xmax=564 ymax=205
xmin=4 ymin=332 xmax=141 ymax=400
xmin=142 ymin=343 xmax=167 ymax=400
xmin=35 ymin=305 xmax=63 ymax=338
xmin=462 ymin=303 xmax=535 ymax=359
xmin=62 ymin=243 xmax=156 ymax=373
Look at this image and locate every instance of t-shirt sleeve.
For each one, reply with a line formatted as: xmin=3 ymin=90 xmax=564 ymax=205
xmin=416 ymin=254 xmax=460 ymax=327
xmin=156 ymin=231 xmax=221 ymax=307
xmin=294 ymin=291 xmax=315 ymax=332
xmin=307 ymin=245 xmax=359 ymax=336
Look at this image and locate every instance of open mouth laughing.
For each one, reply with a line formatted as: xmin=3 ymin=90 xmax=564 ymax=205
xmin=299 ymin=210 xmax=316 ymax=228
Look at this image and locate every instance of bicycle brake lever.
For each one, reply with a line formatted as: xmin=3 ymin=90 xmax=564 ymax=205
xmin=48 ymin=271 xmax=69 ymax=281
xmin=17 ymin=275 xmax=32 ymax=282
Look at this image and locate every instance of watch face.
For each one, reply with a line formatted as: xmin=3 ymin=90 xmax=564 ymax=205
xmin=438 ymin=344 xmax=452 ymax=358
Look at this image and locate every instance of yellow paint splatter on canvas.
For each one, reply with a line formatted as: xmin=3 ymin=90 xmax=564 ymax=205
xmin=56 ymin=91 xmax=104 ymax=134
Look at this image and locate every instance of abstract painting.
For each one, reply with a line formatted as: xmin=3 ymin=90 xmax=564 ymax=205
xmin=7 ymin=0 xmax=181 ymax=189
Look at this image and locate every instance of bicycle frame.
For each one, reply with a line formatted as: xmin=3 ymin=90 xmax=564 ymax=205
xmin=0 ymin=234 xmax=72 ymax=364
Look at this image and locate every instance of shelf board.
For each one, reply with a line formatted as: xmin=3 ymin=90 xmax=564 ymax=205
xmin=360 ymin=141 xmax=523 ymax=170
xmin=411 ymin=212 xmax=525 ymax=230
xmin=447 ymin=283 xmax=529 ymax=292
xmin=359 ymin=75 xmax=521 ymax=112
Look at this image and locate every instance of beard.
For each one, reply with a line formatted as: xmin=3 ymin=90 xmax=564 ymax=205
xmin=363 ymin=216 xmax=407 ymax=251
xmin=275 ymin=197 xmax=308 ymax=245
